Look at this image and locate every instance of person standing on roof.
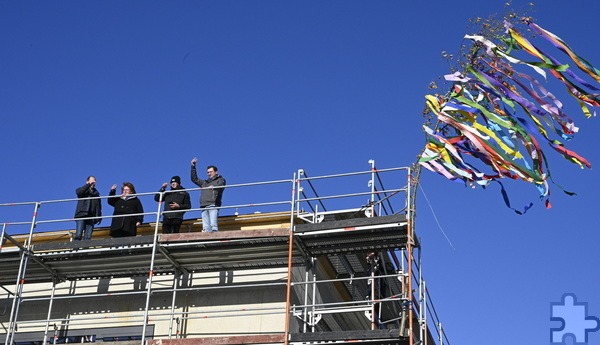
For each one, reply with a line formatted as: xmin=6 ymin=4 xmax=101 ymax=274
xmin=74 ymin=176 xmax=102 ymax=241
xmin=107 ymin=182 xmax=144 ymax=237
xmin=154 ymin=176 xmax=191 ymax=234
xmin=190 ymin=157 xmax=226 ymax=232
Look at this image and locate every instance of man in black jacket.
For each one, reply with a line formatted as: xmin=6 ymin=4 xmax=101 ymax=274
xmin=155 ymin=176 xmax=191 ymax=234
xmin=74 ymin=176 xmax=102 ymax=240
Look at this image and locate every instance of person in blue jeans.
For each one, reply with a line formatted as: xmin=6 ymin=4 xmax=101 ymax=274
xmin=74 ymin=176 xmax=102 ymax=240
xmin=190 ymin=157 xmax=226 ymax=232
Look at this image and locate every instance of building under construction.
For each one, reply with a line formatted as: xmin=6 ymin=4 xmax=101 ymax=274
xmin=0 ymin=162 xmax=451 ymax=345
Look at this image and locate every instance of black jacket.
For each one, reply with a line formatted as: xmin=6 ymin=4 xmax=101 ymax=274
xmin=74 ymin=183 xmax=102 ymax=224
xmin=107 ymin=189 xmax=144 ymax=237
xmin=191 ymin=166 xmax=226 ymax=207
xmin=154 ymin=185 xmax=191 ymax=219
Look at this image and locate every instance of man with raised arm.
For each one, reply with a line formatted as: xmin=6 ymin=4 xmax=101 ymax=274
xmin=74 ymin=176 xmax=102 ymax=241
xmin=190 ymin=157 xmax=226 ymax=232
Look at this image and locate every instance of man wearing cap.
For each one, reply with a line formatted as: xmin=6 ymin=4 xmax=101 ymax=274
xmin=154 ymin=176 xmax=191 ymax=234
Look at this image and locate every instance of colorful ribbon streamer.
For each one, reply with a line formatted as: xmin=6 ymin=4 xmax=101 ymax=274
xmin=419 ymin=19 xmax=595 ymax=213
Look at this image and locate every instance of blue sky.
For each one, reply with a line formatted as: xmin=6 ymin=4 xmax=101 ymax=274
xmin=1 ymin=1 xmax=600 ymax=344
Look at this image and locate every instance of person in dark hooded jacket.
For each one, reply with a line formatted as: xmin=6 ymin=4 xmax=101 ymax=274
xmin=154 ymin=175 xmax=191 ymax=234
xmin=74 ymin=176 xmax=102 ymax=240
xmin=108 ymin=182 xmax=144 ymax=237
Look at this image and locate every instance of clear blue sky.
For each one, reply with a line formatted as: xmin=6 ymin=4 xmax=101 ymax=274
xmin=1 ymin=1 xmax=599 ymax=345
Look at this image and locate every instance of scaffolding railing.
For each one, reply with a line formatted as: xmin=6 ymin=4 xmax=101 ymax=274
xmin=0 ymin=161 xmax=448 ymax=345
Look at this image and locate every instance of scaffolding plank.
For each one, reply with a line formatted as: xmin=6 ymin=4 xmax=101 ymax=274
xmin=32 ymin=235 xmax=154 ymax=251
xmin=294 ymin=214 xmax=406 ymax=233
xmin=290 ymin=329 xmax=405 ymax=343
xmin=297 ymin=228 xmax=409 ymax=255
xmin=148 ymin=334 xmax=286 ymax=345
xmin=159 ymin=228 xmax=290 ymax=243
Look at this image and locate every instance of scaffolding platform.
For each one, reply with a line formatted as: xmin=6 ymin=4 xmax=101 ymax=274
xmin=1 ymin=214 xmax=409 ymax=286
xmin=144 ymin=330 xmax=408 ymax=345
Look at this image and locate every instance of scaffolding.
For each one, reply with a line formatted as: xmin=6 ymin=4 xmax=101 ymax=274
xmin=0 ymin=161 xmax=450 ymax=345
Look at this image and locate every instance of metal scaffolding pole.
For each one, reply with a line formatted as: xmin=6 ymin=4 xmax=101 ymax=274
xmin=421 ymin=280 xmax=427 ymax=345
xmin=140 ymin=196 xmax=164 ymax=345
xmin=5 ymin=202 xmax=39 ymax=345
xmin=406 ymin=167 xmax=415 ymax=345
xmin=369 ymin=159 xmax=376 ymax=218
xmin=168 ymin=272 xmax=181 ymax=339
xmin=283 ymin=171 xmax=297 ymax=345
xmin=310 ymin=261 xmax=317 ymax=333
xmin=0 ymin=223 xmax=6 ymax=252
xmin=301 ymin=261 xmax=310 ymax=334
xmin=5 ymin=249 xmax=28 ymax=345
xmin=42 ymin=279 xmax=58 ymax=345
xmin=369 ymin=265 xmax=376 ymax=331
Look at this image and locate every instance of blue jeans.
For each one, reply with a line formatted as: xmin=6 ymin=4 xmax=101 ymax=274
xmin=201 ymin=205 xmax=219 ymax=232
xmin=75 ymin=219 xmax=95 ymax=240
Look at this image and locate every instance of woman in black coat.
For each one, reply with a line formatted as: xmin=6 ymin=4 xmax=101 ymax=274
xmin=107 ymin=182 xmax=144 ymax=237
